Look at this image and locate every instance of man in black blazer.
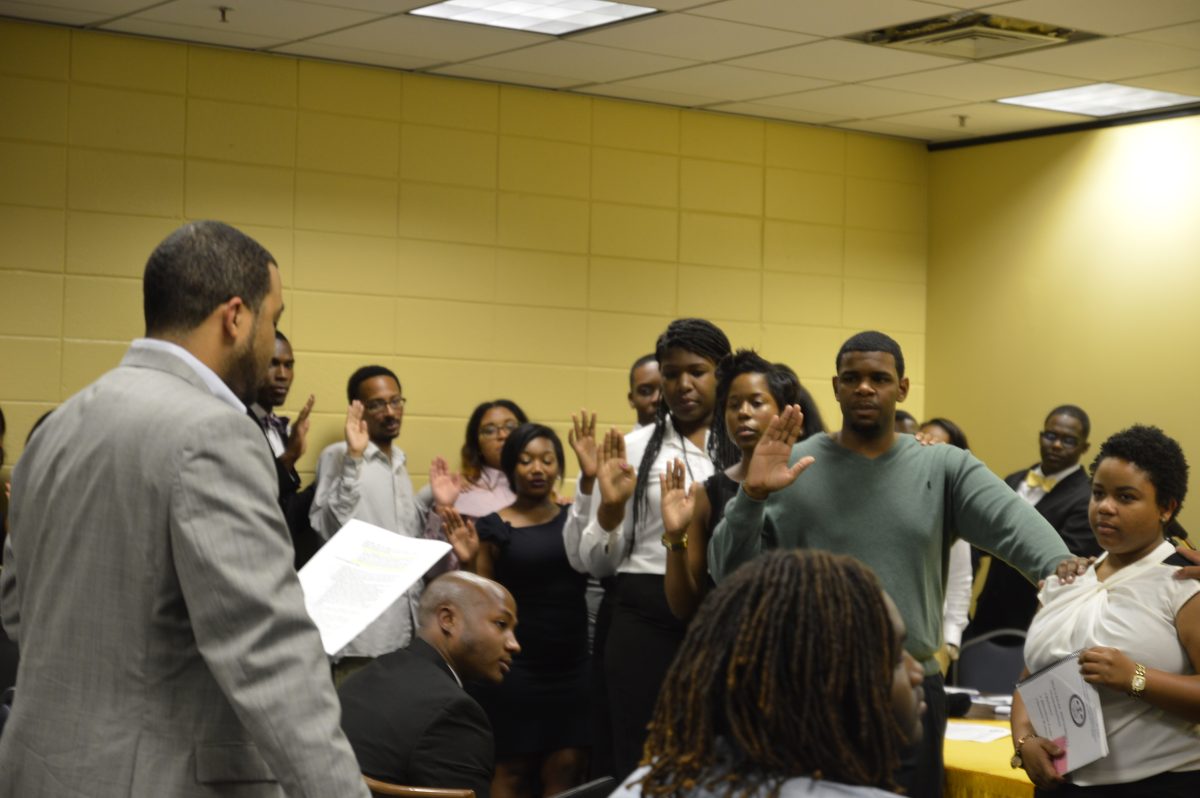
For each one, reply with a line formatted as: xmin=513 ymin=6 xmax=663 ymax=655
xmin=967 ymin=405 xmax=1100 ymax=639
xmin=339 ymin=571 xmax=521 ymax=798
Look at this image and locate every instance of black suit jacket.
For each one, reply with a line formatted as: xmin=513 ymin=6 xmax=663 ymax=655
xmin=339 ymin=638 xmax=494 ymax=798
xmin=248 ymin=409 xmax=324 ymax=568
xmin=967 ymin=466 xmax=1098 ymax=638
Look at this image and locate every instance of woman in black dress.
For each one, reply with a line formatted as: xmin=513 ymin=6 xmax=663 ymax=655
xmin=443 ymin=423 xmax=589 ymax=798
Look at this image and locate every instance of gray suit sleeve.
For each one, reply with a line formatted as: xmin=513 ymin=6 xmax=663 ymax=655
xmin=169 ymin=413 xmax=369 ymax=798
xmin=1 ymin=536 xmax=19 ymax=643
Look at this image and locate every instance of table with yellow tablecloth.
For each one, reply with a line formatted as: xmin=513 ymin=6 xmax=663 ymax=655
xmin=944 ymin=718 xmax=1033 ymax=798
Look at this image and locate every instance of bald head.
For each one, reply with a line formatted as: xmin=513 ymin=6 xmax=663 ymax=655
xmin=418 ymin=571 xmax=520 ymax=684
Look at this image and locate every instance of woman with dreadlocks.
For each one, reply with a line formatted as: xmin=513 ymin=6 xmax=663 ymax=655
xmin=562 ymin=318 xmax=730 ymax=781
xmin=659 ymin=350 xmax=813 ymax=622
xmin=613 ymin=549 xmax=925 ymax=798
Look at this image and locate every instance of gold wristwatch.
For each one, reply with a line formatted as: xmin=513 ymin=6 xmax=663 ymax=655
xmin=1010 ymin=734 xmax=1036 ymax=769
xmin=1129 ymin=663 xmax=1147 ymax=698
xmin=661 ymin=532 xmax=687 ymax=552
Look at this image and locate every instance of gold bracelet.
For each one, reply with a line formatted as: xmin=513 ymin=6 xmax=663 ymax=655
xmin=661 ymin=532 xmax=687 ymax=552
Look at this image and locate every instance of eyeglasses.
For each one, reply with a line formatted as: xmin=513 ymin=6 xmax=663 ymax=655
xmin=480 ymin=422 xmax=520 ymax=438
xmin=364 ymin=396 xmax=406 ymax=414
xmin=1040 ymin=430 xmax=1080 ymax=448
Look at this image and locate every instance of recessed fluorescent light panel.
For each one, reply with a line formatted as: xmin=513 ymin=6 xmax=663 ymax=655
xmin=998 ymin=83 xmax=1200 ymax=117
xmin=410 ymin=0 xmax=658 ymax=35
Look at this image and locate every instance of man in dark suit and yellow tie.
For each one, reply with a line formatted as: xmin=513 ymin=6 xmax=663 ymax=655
xmin=968 ymin=404 xmax=1100 ymax=639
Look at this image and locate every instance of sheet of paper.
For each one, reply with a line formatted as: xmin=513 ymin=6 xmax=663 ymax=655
xmin=1016 ymin=651 xmax=1108 ymax=774
xmin=298 ymin=519 xmax=451 ymax=656
xmin=944 ymin=723 xmax=1012 ymax=743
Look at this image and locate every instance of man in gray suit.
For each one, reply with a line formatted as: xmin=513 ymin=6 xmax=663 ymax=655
xmin=0 ymin=221 xmax=370 ymax=798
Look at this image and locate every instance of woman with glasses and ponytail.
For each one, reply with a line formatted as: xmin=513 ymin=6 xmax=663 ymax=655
xmin=563 ymin=318 xmax=731 ymax=781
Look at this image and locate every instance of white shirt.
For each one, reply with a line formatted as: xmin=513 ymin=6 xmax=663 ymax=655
xmin=309 ymin=440 xmax=431 ymax=658
xmin=130 ymin=338 xmax=243 ymax=412
xmin=1016 ymin=463 xmax=1081 ymax=507
xmin=1025 ymin=540 xmax=1200 ymax=785
xmin=612 ymin=766 xmax=896 ymax=798
xmin=564 ymin=417 xmax=713 ymax=577
xmin=249 ymin=402 xmax=286 ymax=457
xmin=942 ymin=538 xmax=972 ymax=649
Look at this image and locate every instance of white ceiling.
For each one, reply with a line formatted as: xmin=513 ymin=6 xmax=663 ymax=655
xmin=4 ymin=0 xmax=1200 ymax=142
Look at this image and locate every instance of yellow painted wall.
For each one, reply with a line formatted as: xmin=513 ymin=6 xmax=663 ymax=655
xmin=928 ymin=115 xmax=1200 ymax=529
xmin=0 ymin=19 xmax=929 ymax=492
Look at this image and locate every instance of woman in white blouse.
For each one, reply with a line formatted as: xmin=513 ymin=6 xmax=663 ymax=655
xmin=1012 ymin=425 xmax=1200 ymax=797
xmin=562 ymin=318 xmax=732 ymax=781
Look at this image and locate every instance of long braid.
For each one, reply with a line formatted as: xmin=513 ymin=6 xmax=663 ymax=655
xmin=628 ymin=319 xmax=731 ymax=558
xmin=640 ymin=550 xmax=905 ymax=798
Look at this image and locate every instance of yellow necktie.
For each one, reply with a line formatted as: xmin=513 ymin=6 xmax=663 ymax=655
xmin=1025 ymin=471 xmax=1057 ymax=492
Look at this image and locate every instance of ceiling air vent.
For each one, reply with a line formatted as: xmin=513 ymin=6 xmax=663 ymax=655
xmin=846 ymin=13 xmax=1102 ymax=60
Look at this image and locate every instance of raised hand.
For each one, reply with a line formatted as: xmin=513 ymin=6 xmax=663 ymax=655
xmin=568 ymin=409 xmax=599 ymax=479
xmin=438 ymin=506 xmax=479 ymax=566
xmin=659 ymin=458 xmax=696 ymax=537
xmin=429 ymin=456 xmax=463 ymax=508
xmin=280 ymin=393 xmax=315 ymax=470
xmin=596 ymin=427 xmax=636 ymax=509
xmin=345 ymin=400 xmax=369 ymax=458
xmin=742 ymin=404 xmax=815 ymax=501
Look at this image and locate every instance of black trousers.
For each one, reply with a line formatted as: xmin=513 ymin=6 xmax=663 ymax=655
xmin=603 ymin=573 xmax=686 ymax=783
xmin=895 ymin=672 xmax=947 ymax=798
xmin=1036 ymin=770 xmax=1200 ymax=798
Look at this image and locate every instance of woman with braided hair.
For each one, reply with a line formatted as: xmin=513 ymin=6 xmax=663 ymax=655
xmin=563 ymin=318 xmax=731 ymax=781
xmin=612 ymin=549 xmax=925 ymax=798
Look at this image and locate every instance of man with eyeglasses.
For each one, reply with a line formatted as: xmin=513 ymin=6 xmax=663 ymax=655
xmin=310 ymin=365 xmax=446 ymax=683
xmin=967 ymin=404 xmax=1098 ymax=641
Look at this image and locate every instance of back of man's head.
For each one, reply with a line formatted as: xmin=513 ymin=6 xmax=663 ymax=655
xmin=836 ymin=330 xmax=905 ymax=378
xmin=143 ymin=221 xmax=274 ymax=337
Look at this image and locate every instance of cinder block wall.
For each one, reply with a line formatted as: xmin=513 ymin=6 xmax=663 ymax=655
xmin=0 ymin=19 xmax=929 ymax=491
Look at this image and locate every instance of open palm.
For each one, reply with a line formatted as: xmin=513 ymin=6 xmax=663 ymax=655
xmin=596 ymin=427 xmax=635 ymax=507
xmin=743 ymin=404 xmax=815 ymax=500
xmin=659 ymin=458 xmax=695 ymax=535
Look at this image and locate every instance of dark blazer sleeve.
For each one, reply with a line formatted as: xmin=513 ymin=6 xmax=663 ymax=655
xmin=410 ymin=696 xmax=494 ymax=798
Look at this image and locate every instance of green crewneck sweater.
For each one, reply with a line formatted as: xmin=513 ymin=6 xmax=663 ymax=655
xmin=709 ymin=433 xmax=1071 ymax=673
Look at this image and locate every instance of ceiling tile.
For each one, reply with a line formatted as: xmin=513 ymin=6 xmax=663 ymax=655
xmin=432 ymin=62 xmax=580 ymax=89
xmin=762 ymin=84 xmax=959 ymax=118
xmin=1123 ymin=67 xmax=1200 ymax=95
xmin=835 ymin=117 xmax=963 ymax=141
xmin=576 ymin=82 xmax=716 ymax=108
xmin=0 ymin=0 xmax=150 ymax=25
xmin=990 ymin=37 xmax=1200 ymax=80
xmin=106 ymin=0 xmax=382 ymax=45
xmin=690 ymin=0 xmax=962 ymax=37
xmin=572 ymin=12 xmax=816 ymax=61
xmin=102 ymin=19 xmax=290 ymax=49
xmin=707 ymin=101 xmax=852 ymax=125
xmin=729 ymin=39 xmax=961 ymax=82
xmin=297 ymin=0 xmax=427 ymax=12
xmin=454 ymin=40 xmax=697 ymax=85
xmin=273 ymin=41 xmax=440 ymax=70
xmin=978 ymin=0 xmax=1200 ymax=36
xmin=865 ymin=62 xmax=1088 ymax=100
xmin=285 ymin=13 xmax=548 ymax=62
xmin=616 ymin=64 xmax=832 ymax=102
xmin=876 ymin=100 xmax=1092 ymax=136
xmin=1128 ymin=21 xmax=1200 ymax=51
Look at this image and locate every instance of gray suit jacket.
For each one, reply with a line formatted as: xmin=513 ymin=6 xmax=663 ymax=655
xmin=0 ymin=344 xmax=369 ymax=798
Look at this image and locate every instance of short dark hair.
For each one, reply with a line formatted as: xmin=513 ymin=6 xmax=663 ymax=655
xmin=143 ymin=221 xmax=274 ymax=336
xmin=1046 ymin=404 xmax=1090 ymax=440
xmin=275 ymin=330 xmax=290 ymax=346
xmin=629 ymin=353 xmax=657 ymax=387
xmin=1091 ymin=425 xmax=1189 ymax=521
xmin=0 ymin=404 xmax=6 ymax=470
xmin=895 ymin=410 xmax=916 ymax=424
xmin=836 ymin=330 xmax=905 ymax=379
xmin=461 ymin=400 xmax=529 ymax=482
xmin=499 ymin=423 xmax=565 ymax=493
xmin=346 ymin=365 xmax=400 ymax=404
xmin=922 ymin=417 xmax=970 ymax=450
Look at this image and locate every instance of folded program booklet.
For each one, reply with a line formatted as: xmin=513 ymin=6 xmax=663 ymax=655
xmin=1016 ymin=651 xmax=1108 ymax=775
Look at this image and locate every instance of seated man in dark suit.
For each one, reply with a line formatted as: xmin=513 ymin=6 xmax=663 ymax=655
xmin=967 ymin=404 xmax=1100 ymax=639
xmin=339 ymin=571 xmax=521 ymax=798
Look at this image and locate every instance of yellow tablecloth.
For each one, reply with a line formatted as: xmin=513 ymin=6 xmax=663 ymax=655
xmin=944 ymin=718 xmax=1033 ymax=798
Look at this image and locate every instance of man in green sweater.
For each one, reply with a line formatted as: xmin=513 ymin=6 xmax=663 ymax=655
xmin=709 ymin=330 xmax=1085 ymax=798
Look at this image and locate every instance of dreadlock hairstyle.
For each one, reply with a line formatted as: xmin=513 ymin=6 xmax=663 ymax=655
xmin=629 ymin=319 xmax=731 ymax=557
xmin=639 ymin=550 xmax=905 ymax=798
xmin=709 ymin=350 xmax=799 ymax=471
